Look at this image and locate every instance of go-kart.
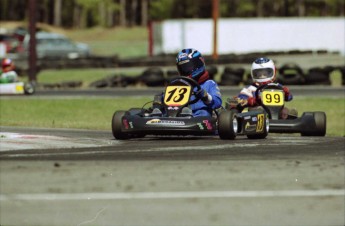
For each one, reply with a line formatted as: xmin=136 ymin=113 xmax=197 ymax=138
xmin=111 ymin=76 xmax=269 ymax=140
xmin=0 ymin=82 xmax=35 ymax=95
xmin=226 ymin=83 xmax=326 ymax=136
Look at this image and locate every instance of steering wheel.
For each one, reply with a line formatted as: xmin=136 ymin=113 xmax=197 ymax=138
xmin=254 ymin=83 xmax=284 ymax=119
xmin=254 ymin=83 xmax=284 ymax=97
xmin=168 ymin=76 xmax=202 ymax=105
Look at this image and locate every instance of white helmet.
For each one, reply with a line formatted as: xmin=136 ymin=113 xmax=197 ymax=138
xmin=251 ymin=57 xmax=276 ymax=84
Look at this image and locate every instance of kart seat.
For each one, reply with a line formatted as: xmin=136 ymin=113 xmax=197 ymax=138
xmin=150 ymin=108 xmax=163 ymax=117
xmin=179 ymin=107 xmax=193 ymax=117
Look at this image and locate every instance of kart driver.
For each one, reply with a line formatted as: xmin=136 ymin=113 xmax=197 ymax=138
xmin=0 ymin=58 xmax=19 ymax=83
xmin=230 ymin=57 xmax=297 ymax=119
xmin=175 ymin=48 xmax=222 ymax=117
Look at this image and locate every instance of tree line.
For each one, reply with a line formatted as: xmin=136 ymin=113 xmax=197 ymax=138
xmin=1 ymin=0 xmax=344 ymax=28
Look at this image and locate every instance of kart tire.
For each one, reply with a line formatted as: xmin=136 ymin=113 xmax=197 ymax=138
xmin=301 ymin=111 xmax=326 ymax=136
xmin=220 ymin=73 xmax=243 ymax=86
xmin=24 ymin=83 xmax=35 ymax=95
xmin=247 ymin=116 xmax=269 ymax=139
xmin=112 ymin=111 xmax=131 ymax=140
xmin=218 ymin=110 xmax=237 ymax=140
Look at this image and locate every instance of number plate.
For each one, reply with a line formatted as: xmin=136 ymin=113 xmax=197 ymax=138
xmin=262 ymin=90 xmax=284 ymax=106
xmin=164 ymin=86 xmax=191 ymax=106
xmin=15 ymin=85 xmax=24 ymax=92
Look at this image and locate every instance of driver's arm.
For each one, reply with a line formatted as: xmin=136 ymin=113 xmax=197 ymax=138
xmin=203 ymin=81 xmax=222 ymax=108
xmin=277 ymin=83 xmax=293 ymax=101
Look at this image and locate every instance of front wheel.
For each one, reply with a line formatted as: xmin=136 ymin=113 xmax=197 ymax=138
xmin=24 ymin=83 xmax=35 ymax=95
xmin=247 ymin=116 xmax=269 ymax=139
xmin=218 ymin=110 xmax=237 ymax=140
xmin=112 ymin=111 xmax=130 ymax=140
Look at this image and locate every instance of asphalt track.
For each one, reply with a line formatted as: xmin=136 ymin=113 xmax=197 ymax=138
xmin=0 ymin=125 xmax=344 ymax=226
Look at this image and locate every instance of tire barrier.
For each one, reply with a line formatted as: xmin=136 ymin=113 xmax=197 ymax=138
xmin=340 ymin=66 xmax=345 ymax=86
xmin=139 ymin=67 xmax=167 ymax=87
xmin=85 ymin=63 xmax=344 ymax=89
xmin=220 ymin=67 xmax=245 ymax=86
xmin=277 ymin=63 xmax=305 ymax=85
xmin=304 ymin=67 xmax=331 ymax=85
xmin=207 ymin=65 xmax=218 ymax=80
xmin=39 ymin=80 xmax=83 ymax=89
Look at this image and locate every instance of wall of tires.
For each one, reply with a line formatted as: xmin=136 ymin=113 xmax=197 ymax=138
xmin=87 ymin=64 xmax=345 ymax=89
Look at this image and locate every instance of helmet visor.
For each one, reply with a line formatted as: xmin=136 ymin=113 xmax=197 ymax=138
xmin=252 ymin=68 xmax=274 ymax=80
xmin=177 ymin=57 xmax=204 ymax=76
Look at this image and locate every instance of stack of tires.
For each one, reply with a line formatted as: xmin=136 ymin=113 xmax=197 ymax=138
xmin=340 ymin=66 xmax=345 ymax=86
xmin=89 ymin=75 xmax=137 ymax=88
xmin=219 ymin=67 xmax=245 ymax=86
xmin=304 ymin=66 xmax=332 ymax=85
xmin=277 ymin=63 xmax=305 ymax=85
xmin=139 ymin=67 xmax=167 ymax=87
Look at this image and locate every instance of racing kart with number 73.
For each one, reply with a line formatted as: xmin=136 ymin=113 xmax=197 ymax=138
xmin=111 ymin=76 xmax=269 ymax=140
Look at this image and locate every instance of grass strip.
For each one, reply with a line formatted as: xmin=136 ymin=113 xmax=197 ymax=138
xmin=0 ymin=97 xmax=344 ymax=137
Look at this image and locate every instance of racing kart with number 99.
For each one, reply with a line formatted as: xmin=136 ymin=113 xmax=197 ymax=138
xmin=227 ymin=83 xmax=326 ymax=136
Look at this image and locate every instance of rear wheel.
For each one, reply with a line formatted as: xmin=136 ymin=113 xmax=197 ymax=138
xmin=314 ymin=112 xmax=327 ymax=136
xmin=112 ymin=111 xmax=130 ymax=140
xmin=218 ymin=110 xmax=237 ymax=140
xmin=301 ymin=111 xmax=326 ymax=136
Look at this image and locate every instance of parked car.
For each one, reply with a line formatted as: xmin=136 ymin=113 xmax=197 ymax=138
xmin=22 ymin=31 xmax=91 ymax=59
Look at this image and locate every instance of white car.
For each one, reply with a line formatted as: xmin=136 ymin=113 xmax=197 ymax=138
xmin=22 ymin=32 xmax=91 ymax=59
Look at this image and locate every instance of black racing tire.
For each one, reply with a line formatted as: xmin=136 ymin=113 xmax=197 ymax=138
xmin=223 ymin=67 xmax=245 ymax=77
xmin=278 ymin=72 xmax=305 ymax=85
xmin=143 ymin=67 xmax=164 ymax=77
xmin=166 ymin=70 xmax=179 ymax=78
xmin=301 ymin=111 xmax=326 ymax=136
xmin=218 ymin=110 xmax=237 ymax=140
xmin=112 ymin=111 xmax=130 ymax=140
xmin=207 ymin=65 xmax=218 ymax=80
xmin=220 ymin=73 xmax=243 ymax=85
xmin=247 ymin=116 xmax=269 ymax=139
xmin=24 ymin=83 xmax=35 ymax=95
xmin=304 ymin=70 xmax=331 ymax=85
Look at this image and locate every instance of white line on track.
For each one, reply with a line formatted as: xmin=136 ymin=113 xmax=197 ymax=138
xmin=1 ymin=189 xmax=344 ymax=201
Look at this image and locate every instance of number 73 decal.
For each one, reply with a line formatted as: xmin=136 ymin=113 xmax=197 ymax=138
xmin=164 ymin=86 xmax=191 ymax=106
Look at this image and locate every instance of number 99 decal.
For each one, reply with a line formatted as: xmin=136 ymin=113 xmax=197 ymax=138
xmin=262 ymin=90 xmax=284 ymax=106
xmin=164 ymin=86 xmax=191 ymax=106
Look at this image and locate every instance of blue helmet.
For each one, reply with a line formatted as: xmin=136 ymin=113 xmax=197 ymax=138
xmin=176 ymin=48 xmax=206 ymax=79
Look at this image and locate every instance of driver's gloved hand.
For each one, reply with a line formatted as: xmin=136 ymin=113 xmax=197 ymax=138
xmin=247 ymin=97 xmax=256 ymax=106
xmin=282 ymin=86 xmax=291 ymax=99
xmin=237 ymin=97 xmax=255 ymax=106
xmin=195 ymin=88 xmax=210 ymax=102
xmin=277 ymin=84 xmax=292 ymax=101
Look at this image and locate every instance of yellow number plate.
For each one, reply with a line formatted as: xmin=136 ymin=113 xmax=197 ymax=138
xmin=164 ymin=86 xmax=191 ymax=106
xmin=262 ymin=90 xmax=284 ymax=106
xmin=15 ymin=85 xmax=24 ymax=93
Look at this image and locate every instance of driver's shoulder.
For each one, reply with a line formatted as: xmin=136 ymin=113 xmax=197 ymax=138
xmin=203 ymin=79 xmax=218 ymax=86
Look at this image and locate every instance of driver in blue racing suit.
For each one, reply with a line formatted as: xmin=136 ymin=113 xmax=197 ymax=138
xmin=176 ymin=48 xmax=222 ymax=117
